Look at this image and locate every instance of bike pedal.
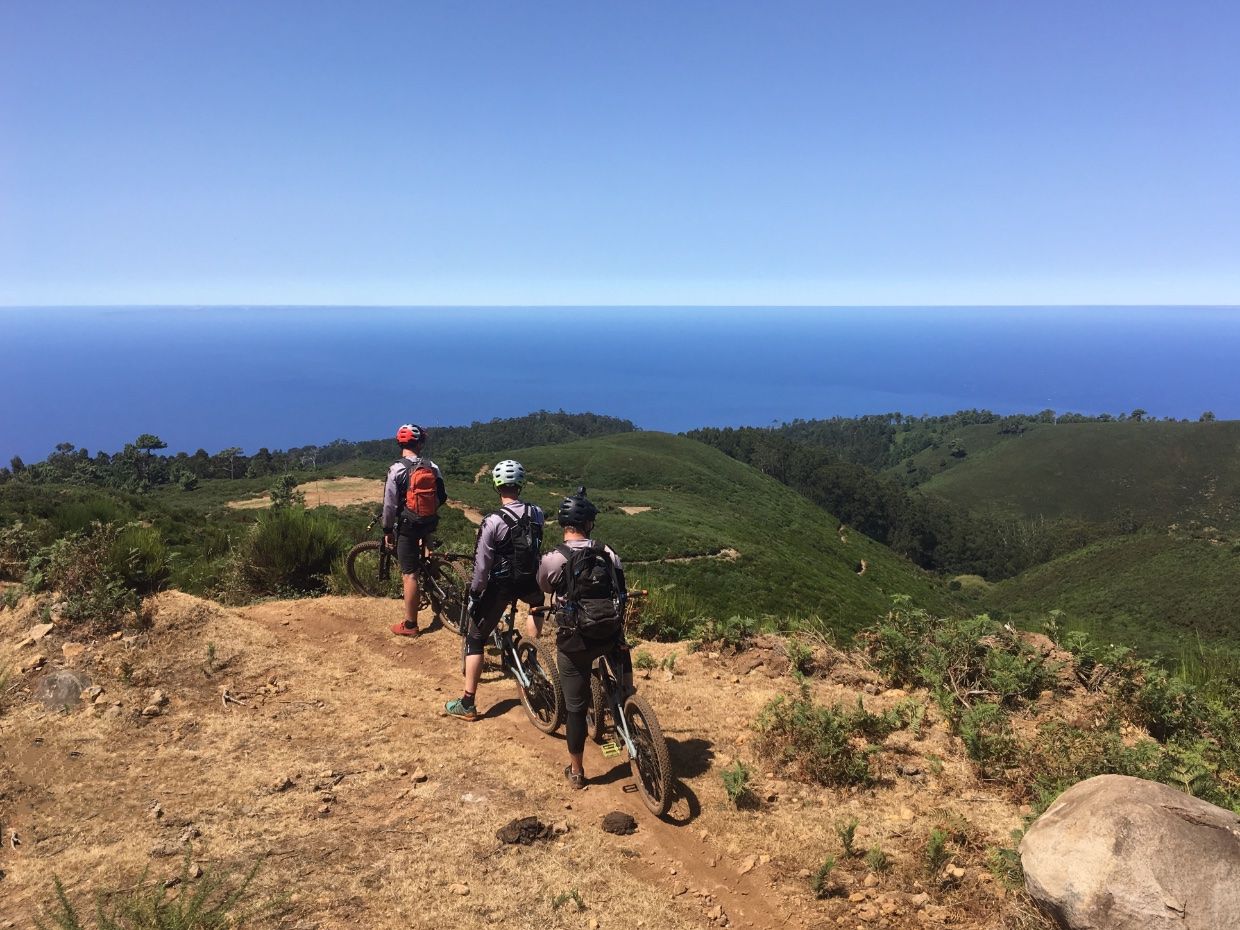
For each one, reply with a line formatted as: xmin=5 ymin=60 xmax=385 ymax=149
xmin=600 ymin=741 xmax=622 ymax=757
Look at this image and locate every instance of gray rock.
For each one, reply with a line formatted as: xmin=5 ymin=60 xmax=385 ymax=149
xmin=1021 ymin=774 xmax=1240 ymax=930
xmin=33 ymin=669 xmax=91 ymax=711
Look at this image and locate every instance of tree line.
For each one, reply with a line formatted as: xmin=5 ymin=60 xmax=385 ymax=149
xmin=1 ymin=411 xmax=636 ymax=492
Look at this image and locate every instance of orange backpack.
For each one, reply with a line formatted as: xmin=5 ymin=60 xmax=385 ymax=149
xmin=397 ymin=458 xmax=440 ymax=521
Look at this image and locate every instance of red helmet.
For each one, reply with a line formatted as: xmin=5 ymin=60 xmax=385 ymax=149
xmin=396 ymin=424 xmax=425 ymax=445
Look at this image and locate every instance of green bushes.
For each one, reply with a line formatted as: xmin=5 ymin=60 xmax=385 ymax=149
xmin=0 ymin=521 xmax=42 ymax=580
xmin=754 ymin=686 xmax=907 ymax=786
xmin=865 ymin=598 xmax=1053 ymax=715
xmin=959 ymin=703 xmax=1015 ymax=776
xmin=720 ymin=760 xmax=753 ymax=807
xmin=23 ymin=522 xmax=166 ymax=632
xmin=36 ymin=857 xmax=274 ymax=930
xmin=698 ymin=614 xmax=759 ymax=651
xmin=229 ymin=507 xmax=345 ymax=598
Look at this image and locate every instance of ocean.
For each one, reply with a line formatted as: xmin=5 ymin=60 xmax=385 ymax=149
xmin=2 ymin=306 xmax=1238 ymax=461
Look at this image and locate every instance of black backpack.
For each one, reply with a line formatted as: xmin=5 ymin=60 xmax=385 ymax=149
xmin=489 ymin=505 xmax=542 ymax=583
xmin=556 ymin=542 xmax=624 ymax=640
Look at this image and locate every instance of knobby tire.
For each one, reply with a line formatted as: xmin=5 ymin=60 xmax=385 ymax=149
xmin=623 ymin=694 xmax=672 ymax=816
xmin=515 ymin=640 xmax=564 ymax=734
xmin=345 ymin=541 xmax=399 ymax=598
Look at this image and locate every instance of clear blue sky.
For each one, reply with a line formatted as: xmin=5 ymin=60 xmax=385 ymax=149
xmin=3 ymin=1 xmax=1239 ymax=306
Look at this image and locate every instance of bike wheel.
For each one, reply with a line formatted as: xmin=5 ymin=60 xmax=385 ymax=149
xmin=622 ymin=694 xmax=672 ymax=816
xmin=425 ymin=554 xmax=471 ymax=635
xmin=515 ymin=640 xmax=564 ymax=734
xmin=586 ymin=672 xmax=608 ymax=744
xmin=345 ymin=541 xmax=401 ymax=598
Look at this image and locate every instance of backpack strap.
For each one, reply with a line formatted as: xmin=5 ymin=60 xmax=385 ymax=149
xmin=555 ymin=543 xmax=578 ymax=601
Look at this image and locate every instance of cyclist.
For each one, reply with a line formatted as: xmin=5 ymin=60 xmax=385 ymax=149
xmin=533 ymin=486 xmax=633 ymax=789
xmin=444 ymin=459 xmax=546 ymax=720
xmin=383 ymin=424 xmax=447 ymax=638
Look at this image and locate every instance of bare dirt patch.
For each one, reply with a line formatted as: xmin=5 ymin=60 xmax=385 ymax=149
xmin=0 ymin=591 xmax=1052 ymax=930
xmin=228 ymin=477 xmax=384 ymax=510
xmin=620 ymin=506 xmax=653 ymax=515
xmin=447 ymin=499 xmax=485 ymax=525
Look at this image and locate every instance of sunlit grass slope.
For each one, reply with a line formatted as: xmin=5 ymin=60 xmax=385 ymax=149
xmin=442 ymin=432 xmax=952 ymax=636
xmin=984 ymin=530 xmax=1240 ymax=656
xmin=906 ymin=421 xmax=1240 ymax=527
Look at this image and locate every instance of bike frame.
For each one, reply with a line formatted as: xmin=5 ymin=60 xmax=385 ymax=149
xmin=596 ymin=648 xmax=639 ymax=759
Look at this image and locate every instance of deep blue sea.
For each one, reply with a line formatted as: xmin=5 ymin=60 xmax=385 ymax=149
xmin=2 ymin=306 xmax=1239 ymax=461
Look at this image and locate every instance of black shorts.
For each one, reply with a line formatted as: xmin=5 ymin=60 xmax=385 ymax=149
xmin=396 ymin=517 xmax=437 ymax=575
xmin=464 ymin=578 xmax=545 ymax=654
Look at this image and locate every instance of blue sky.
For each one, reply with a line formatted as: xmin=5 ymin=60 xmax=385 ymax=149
xmin=2 ymin=1 xmax=1239 ymax=306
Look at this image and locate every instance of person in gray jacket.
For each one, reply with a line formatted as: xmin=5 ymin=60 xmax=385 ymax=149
xmin=383 ymin=424 xmax=447 ymax=638
xmin=444 ymin=459 xmax=545 ymax=720
xmin=532 ymin=487 xmax=632 ymax=789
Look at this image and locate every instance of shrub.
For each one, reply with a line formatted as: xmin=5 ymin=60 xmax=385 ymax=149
xmin=754 ymin=686 xmax=899 ymax=786
xmin=108 ymin=524 xmax=171 ymax=597
xmin=865 ymin=846 xmax=890 ymax=873
xmin=925 ymin=828 xmax=950 ymax=876
xmin=811 ymin=856 xmax=837 ymax=898
xmin=863 ymin=600 xmax=1053 ymax=717
xmin=625 ymin=586 xmax=700 ymax=641
xmin=231 ymin=507 xmax=345 ymax=597
xmin=35 ymin=857 xmax=274 ymax=930
xmin=269 ymin=474 xmax=305 ymax=509
xmin=634 ymin=650 xmax=657 ymax=671
xmin=28 ymin=523 xmax=152 ymax=632
xmin=698 ymin=614 xmax=758 ymax=652
xmin=720 ymin=760 xmax=753 ymax=807
xmin=959 ymin=703 xmax=1016 ymax=777
xmin=835 ymin=817 xmax=859 ymax=857
xmin=0 ymin=521 xmax=42 ymax=580
xmin=785 ymin=638 xmax=814 ymax=678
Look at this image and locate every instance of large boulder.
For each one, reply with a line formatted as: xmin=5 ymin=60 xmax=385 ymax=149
xmin=1020 ymin=774 xmax=1240 ymax=930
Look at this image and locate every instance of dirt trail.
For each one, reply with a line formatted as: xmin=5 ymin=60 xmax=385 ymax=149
xmin=228 ymin=477 xmax=384 ymax=510
xmin=629 ymin=548 xmax=741 ymax=566
xmin=1 ymin=591 xmax=1034 ymax=930
xmin=237 ymin=598 xmax=795 ymax=930
xmin=446 ymin=500 xmax=485 ymax=525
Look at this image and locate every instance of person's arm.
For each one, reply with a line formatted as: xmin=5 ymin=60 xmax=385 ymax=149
xmin=471 ymin=517 xmax=498 ymax=596
xmin=536 ymin=548 xmax=564 ymax=595
xmin=432 ymin=462 xmax=448 ymax=505
xmin=606 ymin=544 xmax=628 ymax=599
xmin=381 ymin=462 xmax=401 ymax=536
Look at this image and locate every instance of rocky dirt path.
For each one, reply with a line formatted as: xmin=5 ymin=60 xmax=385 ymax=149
xmin=237 ymin=597 xmax=798 ymax=930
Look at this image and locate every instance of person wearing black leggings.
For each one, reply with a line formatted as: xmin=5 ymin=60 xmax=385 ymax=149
xmin=530 ymin=487 xmax=633 ymax=789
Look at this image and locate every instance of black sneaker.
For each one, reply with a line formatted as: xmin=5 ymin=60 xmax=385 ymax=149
xmin=564 ymin=765 xmax=587 ymax=790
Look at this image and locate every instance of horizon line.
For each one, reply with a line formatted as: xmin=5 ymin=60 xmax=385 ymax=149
xmin=4 ymin=303 xmax=1240 ymax=311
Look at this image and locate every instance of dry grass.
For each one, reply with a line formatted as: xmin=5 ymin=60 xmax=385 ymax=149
xmin=1 ymin=590 xmax=1046 ymax=930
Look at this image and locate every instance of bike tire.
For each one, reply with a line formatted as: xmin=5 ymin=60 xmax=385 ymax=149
xmin=425 ymin=554 xmax=471 ymax=635
xmin=515 ymin=640 xmax=564 ymax=734
xmin=586 ymin=672 xmax=608 ymax=744
xmin=345 ymin=541 xmax=400 ymax=598
xmin=622 ymin=694 xmax=672 ymax=816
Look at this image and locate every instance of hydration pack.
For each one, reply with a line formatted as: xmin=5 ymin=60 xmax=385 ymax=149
xmin=556 ymin=542 xmax=624 ymax=640
xmin=396 ymin=457 xmax=440 ymax=522
xmin=490 ymin=505 xmax=542 ymax=583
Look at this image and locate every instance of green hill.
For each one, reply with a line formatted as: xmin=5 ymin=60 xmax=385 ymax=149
xmin=905 ymin=421 xmax=1240 ymax=527
xmin=982 ymin=529 xmax=1240 ymax=656
xmin=435 ymin=432 xmax=952 ymax=636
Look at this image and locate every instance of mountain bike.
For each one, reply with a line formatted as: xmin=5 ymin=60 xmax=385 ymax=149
xmin=344 ymin=510 xmax=471 ymax=634
xmin=583 ymin=592 xmax=671 ymax=816
xmin=477 ymin=602 xmax=564 ymax=733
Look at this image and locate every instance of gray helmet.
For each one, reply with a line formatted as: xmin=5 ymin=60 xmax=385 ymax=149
xmin=557 ymin=486 xmax=598 ymax=527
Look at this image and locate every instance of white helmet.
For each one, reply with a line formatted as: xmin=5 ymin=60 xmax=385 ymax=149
xmin=491 ymin=459 xmax=525 ymax=489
